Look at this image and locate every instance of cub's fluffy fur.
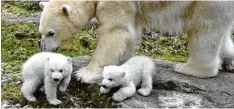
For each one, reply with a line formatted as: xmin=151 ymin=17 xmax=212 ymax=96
xmin=39 ymin=1 xmax=234 ymax=83
xmin=100 ymin=56 xmax=156 ymax=102
xmin=21 ymin=52 xmax=72 ymax=105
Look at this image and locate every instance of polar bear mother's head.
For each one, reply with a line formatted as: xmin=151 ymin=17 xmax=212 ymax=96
xmin=39 ymin=0 xmax=96 ymax=52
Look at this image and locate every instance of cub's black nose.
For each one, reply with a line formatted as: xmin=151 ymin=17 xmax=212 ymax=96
xmin=102 ymin=85 xmax=107 ymax=89
xmin=54 ymin=78 xmax=59 ymax=82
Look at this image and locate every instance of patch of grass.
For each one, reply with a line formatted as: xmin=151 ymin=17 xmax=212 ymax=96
xmin=1 ymin=82 xmax=22 ymax=104
xmin=1 ymin=78 xmax=111 ymax=108
xmin=137 ymin=34 xmax=188 ymax=62
xmin=1 ymin=1 xmax=40 ymax=18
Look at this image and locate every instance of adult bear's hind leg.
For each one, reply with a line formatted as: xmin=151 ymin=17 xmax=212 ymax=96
xmin=174 ymin=25 xmax=226 ymax=78
xmin=221 ymin=29 xmax=234 ymax=72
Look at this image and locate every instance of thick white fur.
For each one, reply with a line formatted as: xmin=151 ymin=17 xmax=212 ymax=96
xmin=39 ymin=1 xmax=234 ymax=83
xmin=21 ymin=52 xmax=72 ymax=105
xmin=100 ymin=56 xmax=156 ymax=102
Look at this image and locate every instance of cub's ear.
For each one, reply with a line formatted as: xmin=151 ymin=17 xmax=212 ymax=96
xmin=67 ymin=57 xmax=72 ymax=64
xmin=61 ymin=5 xmax=72 ymax=16
xmin=39 ymin=2 xmax=48 ymax=9
xmin=47 ymin=57 xmax=50 ymax=61
xmin=121 ymin=71 xmax=125 ymax=77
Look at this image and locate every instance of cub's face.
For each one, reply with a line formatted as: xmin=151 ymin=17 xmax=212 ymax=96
xmin=45 ymin=56 xmax=72 ymax=83
xmin=39 ymin=1 xmax=95 ymax=52
xmin=101 ymin=66 xmax=126 ymax=89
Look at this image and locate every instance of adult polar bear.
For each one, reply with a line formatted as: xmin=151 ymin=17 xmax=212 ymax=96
xmin=39 ymin=1 xmax=234 ymax=83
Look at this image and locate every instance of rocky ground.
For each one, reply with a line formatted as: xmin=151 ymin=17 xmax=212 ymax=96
xmin=1 ymin=1 xmax=234 ymax=108
xmin=2 ymin=56 xmax=234 ymax=108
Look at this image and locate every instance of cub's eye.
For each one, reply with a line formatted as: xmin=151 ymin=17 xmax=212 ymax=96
xmin=50 ymin=69 xmax=54 ymax=72
xmin=59 ymin=69 xmax=63 ymax=72
xmin=47 ymin=31 xmax=55 ymax=37
xmin=102 ymin=77 xmax=104 ymax=79
xmin=109 ymin=78 xmax=113 ymax=81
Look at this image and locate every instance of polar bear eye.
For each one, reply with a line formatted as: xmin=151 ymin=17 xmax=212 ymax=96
xmin=50 ymin=69 xmax=54 ymax=72
xmin=47 ymin=31 xmax=55 ymax=37
xmin=108 ymin=78 xmax=113 ymax=81
xmin=59 ymin=69 xmax=63 ymax=72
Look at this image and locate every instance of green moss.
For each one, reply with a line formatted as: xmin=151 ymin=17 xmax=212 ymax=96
xmin=10 ymin=78 xmax=112 ymax=108
xmin=1 ymin=83 xmax=22 ymax=103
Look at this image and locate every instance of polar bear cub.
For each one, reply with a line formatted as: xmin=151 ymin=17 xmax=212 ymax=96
xmin=21 ymin=52 xmax=73 ymax=105
xmin=100 ymin=56 xmax=156 ymax=102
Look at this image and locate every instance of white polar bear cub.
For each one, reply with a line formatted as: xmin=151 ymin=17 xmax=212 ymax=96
xmin=100 ymin=56 xmax=156 ymax=102
xmin=21 ymin=52 xmax=73 ymax=105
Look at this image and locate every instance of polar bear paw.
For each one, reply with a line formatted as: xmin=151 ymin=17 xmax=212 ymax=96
xmin=25 ymin=96 xmax=37 ymax=102
xmin=48 ymin=99 xmax=62 ymax=105
xmin=222 ymin=61 xmax=234 ymax=73
xmin=100 ymin=87 xmax=110 ymax=95
xmin=112 ymin=92 xmax=127 ymax=102
xmin=74 ymin=67 xmax=102 ymax=84
xmin=173 ymin=63 xmax=218 ymax=78
xmin=59 ymin=86 xmax=67 ymax=92
xmin=138 ymin=88 xmax=151 ymax=96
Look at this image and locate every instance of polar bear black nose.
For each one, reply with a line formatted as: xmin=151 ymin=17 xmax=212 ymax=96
xmin=102 ymin=85 xmax=107 ymax=89
xmin=54 ymin=78 xmax=59 ymax=82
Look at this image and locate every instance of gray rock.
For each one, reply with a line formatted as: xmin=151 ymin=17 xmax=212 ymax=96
xmin=1 ymin=73 xmax=23 ymax=86
xmin=72 ymin=56 xmax=234 ymax=108
xmin=6 ymin=12 xmax=42 ymax=25
xmin=6 ymin=12 xmax=98 ymax=27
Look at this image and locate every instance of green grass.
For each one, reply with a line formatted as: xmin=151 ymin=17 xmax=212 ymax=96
xmin=1 ymin=1 xmax=40 ymax=18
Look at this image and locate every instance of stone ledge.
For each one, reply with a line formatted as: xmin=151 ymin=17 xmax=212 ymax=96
xmin=72 ymin=56 xmax=234 ymax=108
xmin=2 ymin=56 xmax=233 ymax=108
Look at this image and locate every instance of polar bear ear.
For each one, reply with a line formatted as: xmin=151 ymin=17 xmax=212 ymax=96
xmin=61 ymin=5 xmax=72 ymax=16
xmin=39 ymin=2 xmax=48 ymax=9
xmin=47 ymin=57 xmax=50 ymax=61
xmin=67 ymin=57 xmax=72 ymax=64
xmin=120 ymin=71 xmax=125 ymax=77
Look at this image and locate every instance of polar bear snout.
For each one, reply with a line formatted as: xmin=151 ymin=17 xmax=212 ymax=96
xmin=40 ymin=36 xmax=59 ymax=52
xmin=52 ymin=72 xmax=63 ymax=82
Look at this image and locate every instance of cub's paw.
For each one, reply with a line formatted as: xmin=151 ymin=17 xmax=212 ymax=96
xmin=112 ymin=92 xmax=127 ymax=102
xmin=222 ymin=61 xmax=234 ymax=73
xmin=138 ymin=88 xmax=151 ymax=96
xmin=48 ymin=99 xmax=62 ymax=105
xmin=39 ymin=86 xmax=45 ymax=92
xmin=25 ymin=96 xmax=36 ymax=102
xmin=173 ymin=63 xmax=218 ymax=78
xmin=59 ymin=86 xmax=67 ymax=92
xmin=74 ymin=67 xmax=102 ymax=84
xmin=100 ymin=87 xmax=110 ymax=95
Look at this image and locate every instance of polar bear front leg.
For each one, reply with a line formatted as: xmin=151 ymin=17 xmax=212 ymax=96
xmin=112 ymin=82 xmax=136 ymax=102
xmin=75 ymin=28 xmax=136 ymax=84
xmin=44 ymin=77 xmax=61 ymax=105
xmin=21 ymin=78 xmax=41 ymax=102
xmin=138 ymin=74 xmax=153 ymax=96
xmin=59 ymin=75 xmax=71 ymax=92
